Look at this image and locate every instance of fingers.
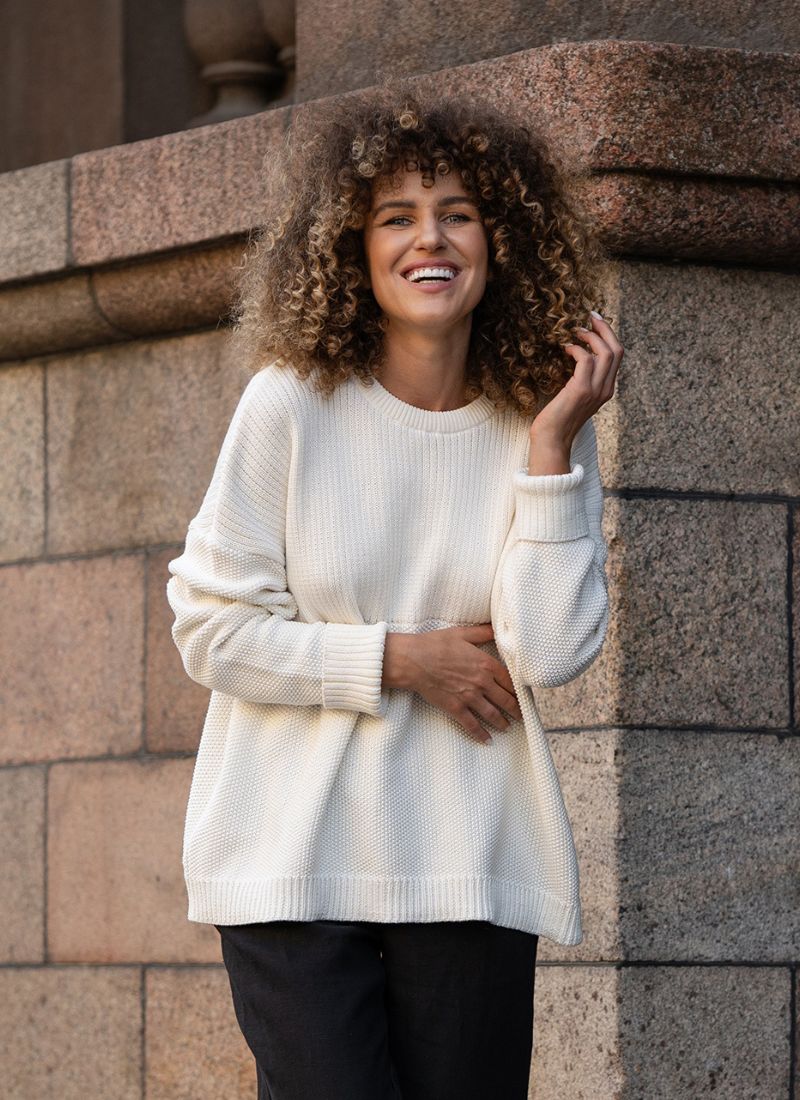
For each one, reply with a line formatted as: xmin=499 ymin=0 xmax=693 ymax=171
xmin=573 ymin=312 xmax=623 ymax=396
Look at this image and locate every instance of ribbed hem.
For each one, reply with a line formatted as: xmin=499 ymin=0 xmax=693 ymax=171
xmin=185 ymin=874 xmax=582 ymax=946
xmin=512 ymin=463 xmax=588 ymax=541
xmin=322 ymin=620 xmax=390 ymax=716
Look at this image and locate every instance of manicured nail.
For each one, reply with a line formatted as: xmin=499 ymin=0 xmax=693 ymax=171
xmin=590 ymin=309 xmax=603 ymax=319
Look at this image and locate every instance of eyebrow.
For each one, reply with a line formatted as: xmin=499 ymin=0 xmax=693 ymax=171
xmin=371 ymin=195 xmax=479 ymax=217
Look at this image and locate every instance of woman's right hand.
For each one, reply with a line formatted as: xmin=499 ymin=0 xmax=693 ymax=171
xmin=382 ymin=624 xmax=523 ymax=745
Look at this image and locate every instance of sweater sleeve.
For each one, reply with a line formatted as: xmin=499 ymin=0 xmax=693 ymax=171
xmin=490 ymin=416 xmax=609 ymax=688
xmin=166 ymin=370 xmax=390 ymax=717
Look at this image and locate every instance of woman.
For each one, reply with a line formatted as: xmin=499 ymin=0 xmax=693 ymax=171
xmin=167 ymin=84 xmax=621 ymax=1100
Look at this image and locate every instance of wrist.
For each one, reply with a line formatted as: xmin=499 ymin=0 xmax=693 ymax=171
xmin=527 ymin=438 xmax=571 ymax=476
xmin=382 ymin=632 xmax=413 ymax=690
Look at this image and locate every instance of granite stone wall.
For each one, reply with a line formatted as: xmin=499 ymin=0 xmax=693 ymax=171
xmin=0 ymin=38 xmax=797 ymax=1099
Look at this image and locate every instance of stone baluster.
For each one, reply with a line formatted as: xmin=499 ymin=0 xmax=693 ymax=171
xmin=183 ymin=0 xmax=295 ymax=126
xmin=258 ymin=0 xmax=296 ymax=107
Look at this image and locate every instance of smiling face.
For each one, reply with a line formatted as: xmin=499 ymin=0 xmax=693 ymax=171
xmin=362 ymin=167 xmax=489 ymax=336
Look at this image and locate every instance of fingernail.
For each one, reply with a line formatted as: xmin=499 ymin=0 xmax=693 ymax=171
xmin=484 ymin=735 xmax=493 ymax=745
xmin=590 ymin=309 xmax=603 ymax=319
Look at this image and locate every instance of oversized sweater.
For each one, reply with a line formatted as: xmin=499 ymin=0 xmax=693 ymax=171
xmin=166 ymin=359 xmax=609 ymax=945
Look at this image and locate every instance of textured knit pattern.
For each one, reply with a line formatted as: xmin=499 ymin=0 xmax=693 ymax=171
xmin=166 ymin=361 xmax=609 ymax=945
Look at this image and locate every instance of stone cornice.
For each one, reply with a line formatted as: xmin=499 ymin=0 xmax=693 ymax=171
xmin=1 ymin=39 xmax=797 ymax=362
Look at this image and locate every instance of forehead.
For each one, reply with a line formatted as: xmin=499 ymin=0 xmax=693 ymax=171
xmin=369 ymin=166 xmax=471 ymax=205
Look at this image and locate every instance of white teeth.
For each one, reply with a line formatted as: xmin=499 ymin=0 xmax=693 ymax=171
xmin=405 ymin=267 xmax=457 ymax=282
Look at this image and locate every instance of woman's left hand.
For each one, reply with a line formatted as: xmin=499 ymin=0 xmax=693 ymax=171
xmin=529 ymin=311 xmax=623 ymax=460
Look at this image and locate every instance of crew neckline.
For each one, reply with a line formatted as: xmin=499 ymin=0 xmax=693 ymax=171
xmin=355 ymin=374 xmax=496 ymax=433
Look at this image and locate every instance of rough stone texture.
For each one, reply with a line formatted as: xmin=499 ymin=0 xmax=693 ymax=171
xmin=146 ymin=967 xmax=255 ymax=1100
xmin=542 ymin=729 xmax=799 ymax=965
xmin=616 ymin=730 xmax=798 ymax=961
xmin=303 ymin=15 xmax=800 ymax=104
xmin=537 ymin=495 xmax=789 ymax=732
xmin=425 ymin=41 xmax=800 ymax=181
xmin=530 ymin=966 xmax=622 ymax=1098
xmin=0 ymin=554 xmax=144 ymax=765
xmin=0 ymin=966 xmax=141 ymax=1098
xmin=0 ymin=159 xmax=69 ymax=282
xmin=71 ymin=107 xmax=288 ymax=266
xmin=146 ymin=545 xmax=211 ymax=753
xmin=573 ymin=172 xmax=800 ymax=267
xmin=0 ymin=766 xmax=45 ymax=963
xmin=299 ymin=34 xmax=800 ymax=180
xmin=47 ymin=757 xmax=220 ymax=963
xmin=46 ymin=329 xmax=255 ymax=555
xmin=0 ymin=360 xmax=44 ymax=562
xmin=794 ymin=517 xmax=800 ymax=719
xmin=91 ymin=240 xmax=245 ymax=336
xmin=540 ymin=733 xmax=621 ymax=963
xmin=0 ymin=272 xmax=126 ymax=362
xmin=530 ymin=965 xmax=790 ymax=1098
xmin=610 ymin=261 xmax=800 ymax=495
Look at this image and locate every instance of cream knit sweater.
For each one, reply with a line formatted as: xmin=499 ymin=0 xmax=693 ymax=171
xmin=166 ymin=360 xmax=608 ymax=945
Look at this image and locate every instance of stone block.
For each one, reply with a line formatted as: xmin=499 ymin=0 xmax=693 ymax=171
xmin=146 ymin=966 xmax=255 ymax=1099
xmin=540 ymin=733 xmax=622 ymax=963
xmin=611 ymin=261 xmax=800 ymax=495
xmin=538 ymin=729 xmax=800 ymax=964
xmin=573 ymin=172 xmax=800 ymax=267
xmin=71 ymin=108 xmax=287 ymax=266
xmin=0 ymin=554 xmax=144 ymax=765
xmin=538 ymin=496 xmax=788 ymax=731
xmin=0 ymin=766 xmax=45 ymax=962
xmin=0 ymin=966 xmax=141 ymax=1098
xmin=530 ymin=965 xmax=621 ymax=1098
xmin=0 ymin=360 xmax=44 ymax=562
xmin=297 ymin=12 xmax=800 ymax=106
xmin=46 ymin=329 xmax=254 ymax=555
xmin=146 ymin=545 xmax=211 ymax=753
xmin=530 ymin=964 xmax=790 ymax=1098
xmin=91 ymin=240 xmax=245 ymax=337
xmin=48 ymin=757 xmax=219 ymax=963
xmin=0 ymin=273 xmax=125 ymax=363
xmin=0 ymin=160 xmax=69 ymax=282
xmin=615 ymin=729 xmax=800 ymax=961
xmin=794 ymin=519 xmax=800 ymax=713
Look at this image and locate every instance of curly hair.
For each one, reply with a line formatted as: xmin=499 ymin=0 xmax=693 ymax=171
xmin=232 ymin=80 xmax=612 ymax=416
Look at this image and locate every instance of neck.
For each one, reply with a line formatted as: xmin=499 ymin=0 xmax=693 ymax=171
xmin=375 ymin=319 xmax=472 ymax=411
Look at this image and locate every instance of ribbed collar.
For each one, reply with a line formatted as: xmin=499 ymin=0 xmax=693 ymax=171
xmin=355 ymin=374 xmax=496 ymax=433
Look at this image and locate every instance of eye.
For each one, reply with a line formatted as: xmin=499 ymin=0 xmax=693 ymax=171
xmin=381 ymin=213 xmax=471 ymax=226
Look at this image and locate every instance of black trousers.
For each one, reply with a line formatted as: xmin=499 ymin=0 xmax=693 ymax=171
xmin=215 ymin=919 xmax=539 ymax=1100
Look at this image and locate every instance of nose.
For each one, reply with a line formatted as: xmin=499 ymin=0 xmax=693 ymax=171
xmin=413 ymin=211 xmax=447 ymax=251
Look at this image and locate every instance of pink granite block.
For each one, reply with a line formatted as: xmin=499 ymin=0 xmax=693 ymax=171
xmin=0 ymin=272 xmax=126 ymax=362
xmin=48 ymin=757 xmax=219 ymax=963
xmin=146 ymin=967 xmax=255 ymax=1100
xmin=146 ymin=545 xmax=211 ymax=753
xmin=0 ymin=966 xmax=141 ymax=1098
xmin=0 ymin=359 xmax=45 ymax=562
xmin=46 ymin=330 xmax=254 ymax=555
xmin=0 ymin=160 xmax=69 ymax=282
xmin=0 ymin=554 xmax=144 ymax=765
xmin=71 ymin=108 xmax=288 ymax=266
xmin=0 ymin=765 xmax=45 ymax=962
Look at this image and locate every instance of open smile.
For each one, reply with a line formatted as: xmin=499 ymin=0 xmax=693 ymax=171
xmin=398 ymin=267 xmax=463 ymax=293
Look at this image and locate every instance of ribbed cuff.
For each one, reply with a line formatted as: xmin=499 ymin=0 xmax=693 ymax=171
xmin=511 ymin=463 xmax=588 ymax=541
xmin=322 ymin=621 xmax=390 ymax=716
